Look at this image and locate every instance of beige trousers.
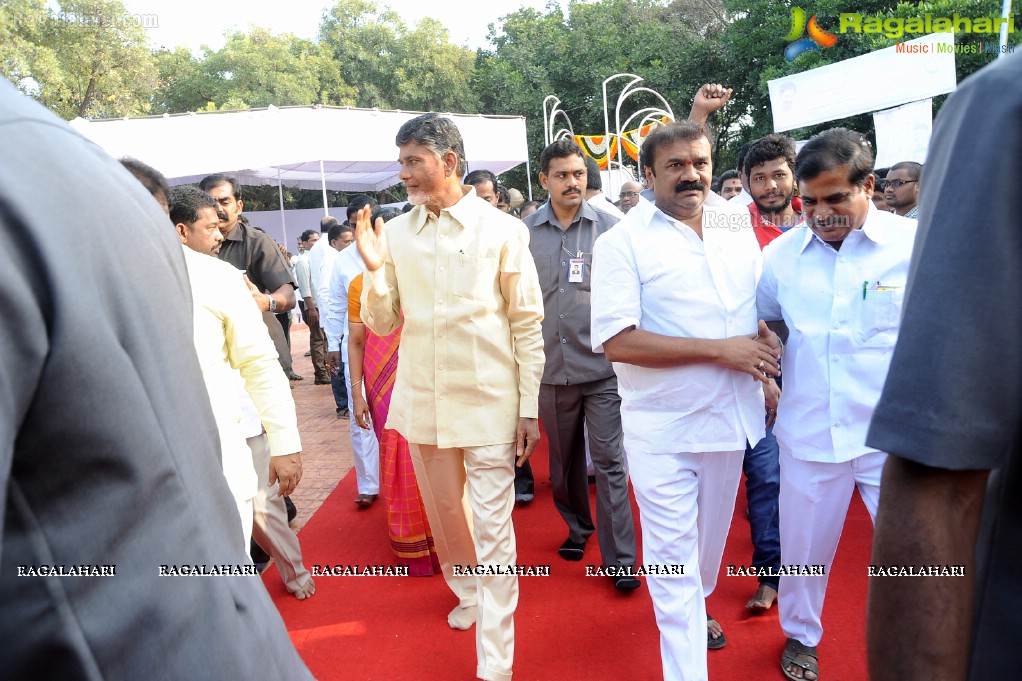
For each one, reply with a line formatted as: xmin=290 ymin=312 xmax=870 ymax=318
xmin=248 ymin=433 xmax=311 ymax=593
xmin=409 ymin=442 xmax=518 ymax=681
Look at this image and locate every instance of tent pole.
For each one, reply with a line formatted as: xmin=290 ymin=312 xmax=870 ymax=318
xmin=320 ymin=159 xmax=329 ymax=217
xmin=277 ymin=169 xmax=288 ymax=247
xmin=525 ymin=157 xmax=533 ymax=201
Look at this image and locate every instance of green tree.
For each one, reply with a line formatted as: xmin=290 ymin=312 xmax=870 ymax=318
xmin=318 ymin=0 xmax=477 ymax=111
xmin=0 ymin=0 xmax=60 ymax=96
xmin=42 ymin=0 xmax=156 ymax=118
xmin=153 ymin=30 xmax=351 ymax=113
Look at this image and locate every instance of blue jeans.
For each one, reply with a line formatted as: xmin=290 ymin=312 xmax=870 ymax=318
xmin=744 ymin=422 xmax=780 ymax=589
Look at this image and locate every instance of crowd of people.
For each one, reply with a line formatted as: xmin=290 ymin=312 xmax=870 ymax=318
xmin=3 ymin=51 xmax=1020 ymax=681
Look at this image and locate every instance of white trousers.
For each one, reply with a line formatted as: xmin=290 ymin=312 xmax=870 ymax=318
xmin=778 ymin=447 xmax=886 ymax=647
xmin=344 ymin=364 xmax=379 ymax=495
xmin=627 ymin=448 xmax=744 ymax=681
xmin=409 ymin=442 xmax=517 ymax=681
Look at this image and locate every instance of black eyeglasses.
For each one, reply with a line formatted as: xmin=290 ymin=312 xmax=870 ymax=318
xmin=885 ymin=179 xmax=917 ymax=189
xmin=619 ymin=191 xmax=640 ymax=198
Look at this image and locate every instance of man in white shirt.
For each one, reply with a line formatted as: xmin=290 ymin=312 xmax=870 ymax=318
xmin=323 ymin=208 xmax=381 ymax=507
xmin=591 ymin=120 xmax=781 ymax=681
xmin=755 ymin=128 xmax=917 ymax=681
xmin=294 ymin=229 xmax=330 ymax=384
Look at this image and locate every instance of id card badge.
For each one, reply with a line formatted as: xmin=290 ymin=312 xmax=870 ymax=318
xmin=568 ymin=258 xmax=584 ymax=283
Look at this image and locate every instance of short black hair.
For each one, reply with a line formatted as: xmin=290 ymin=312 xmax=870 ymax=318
xmin=197 ymin=174 xmax=242 ymax=201
xmin=583 ymin=156 xmax=602 ymax=191
xmin=346 ymin=195 xmax=378 ymax=221
xmin=539 ymin=138 xmax=585 ymax=175
xmin=327 ymin=222 xmax=353 ymax=243
xmin=719 ymin=169 xmax=739 ymax=183
xmin=496 ymin=184 xmax=511 ymax=205
xmin=464 ymin=169 xmax=498 ymax=190
xmin=640 ymin=121 xmax=710 ymax=176
xmin=299 ymin=229 xmax=317 ymax=242
xmin=794 ymin=128 xmax=874 ymax=188
xmin=889 ymin=161 xmax=923 ymax=181
xmin=120 ymin=158 xmax=169 ymax=204
xmin=745 ymin=134 xmax=797 ymax=177
xmin=169 ymin=186 xmax=218 ymax=227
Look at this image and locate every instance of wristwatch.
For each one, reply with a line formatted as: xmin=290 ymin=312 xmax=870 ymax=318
xmin=268 ymin=295 xmax=278 ymax=313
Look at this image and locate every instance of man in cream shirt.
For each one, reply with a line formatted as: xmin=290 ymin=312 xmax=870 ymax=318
xmin=357 ymin=113 xmax=545 ymax=681
xmin=170 ymin=186 xmax=304 ymax=557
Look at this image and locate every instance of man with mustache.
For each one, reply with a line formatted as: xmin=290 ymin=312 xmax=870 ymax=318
xmin=591 ymin=120 xmax=782 ymax=681
xmin=523 ymin=139 xmax=638 ymax=590
xmin=717 ymin=169 xmax=743 ymax=200
xmin=755 ymin=128 xmax=917 ymax=681
xmin=200 ymin=174 xmax=302 ymax=382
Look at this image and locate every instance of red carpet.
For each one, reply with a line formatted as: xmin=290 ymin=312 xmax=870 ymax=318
xmin=265 ymin=439 xmax=872 ymax=680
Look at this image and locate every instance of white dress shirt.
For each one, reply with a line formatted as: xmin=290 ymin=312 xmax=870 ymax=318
xmin=587 ymin=191 xmax=625 ymax=219
xmin=322 ymin=244 xmax=368 ymax=362
xmin=306 ymin=232 xmax=331 ymax=305
xmin=315 ymin=244 xmax=340 ymax=347
xmin=729 ymin=188 xmax=755 ymax=207
xmin=292 ymin=251 xmax=310 ymax=301
xmin=591 ymin=196 xmax=766 ymax=455
xmin=756 ymin=208 xmax=918 ymax=463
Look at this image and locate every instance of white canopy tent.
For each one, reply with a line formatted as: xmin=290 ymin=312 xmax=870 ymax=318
xmin=69 ymin=105 xmax=530 ymax=193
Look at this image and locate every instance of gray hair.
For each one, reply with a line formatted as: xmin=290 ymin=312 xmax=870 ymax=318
xmin=395 ymin=113 xmax=467 ymax=177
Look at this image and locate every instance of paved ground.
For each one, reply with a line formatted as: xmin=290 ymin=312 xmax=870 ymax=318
xmin=285 ymin=324 xmax=354 ymax=531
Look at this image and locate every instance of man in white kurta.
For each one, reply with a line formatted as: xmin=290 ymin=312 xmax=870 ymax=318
xmin=591 ymin=121 xmax=779 ymax=681
xmin=324 ymin=234 xmax=381 ymax=504
xmin=755 ymin=128 xmax=917 ymax=681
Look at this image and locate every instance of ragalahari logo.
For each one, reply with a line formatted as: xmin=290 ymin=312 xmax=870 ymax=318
xmin=784 ymin=8 xmax=838 ymax=61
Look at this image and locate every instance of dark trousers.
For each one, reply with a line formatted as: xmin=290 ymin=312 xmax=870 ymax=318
xmin=262 ymin=310 xmax=293 ymax=373
xmin=538 ymin=376 xmax=636 ymax=568
xmin=514 ymin=460 xmax=534 ymax=495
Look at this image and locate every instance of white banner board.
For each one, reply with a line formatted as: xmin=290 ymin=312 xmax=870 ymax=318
xmin=769 ymin=32 xmax=956 ymax=132
xmin=873 ymin=99 xmax=933 ymax=167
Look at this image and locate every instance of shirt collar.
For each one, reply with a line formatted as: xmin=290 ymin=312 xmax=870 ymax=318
xmin=532 ymin=198 xmax=598 ymax=230
xmin=412 ymin=185 xmax=477 ymax=234
xmin=223 ymin=220 xmax=245 ymax=242
xmin=798 ymin=204 xmax=886 ymax=253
